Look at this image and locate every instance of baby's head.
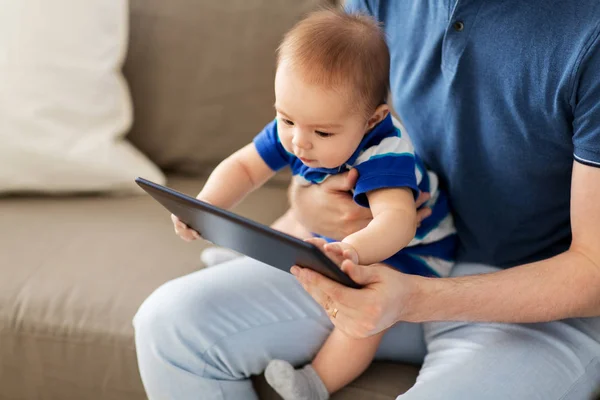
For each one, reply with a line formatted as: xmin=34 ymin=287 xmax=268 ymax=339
xmin=274 ymin=9 xmax=391 ymax=169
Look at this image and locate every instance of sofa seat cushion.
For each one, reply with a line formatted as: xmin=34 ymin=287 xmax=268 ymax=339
xmin=0 ymin=175 xmax=418 ymax=399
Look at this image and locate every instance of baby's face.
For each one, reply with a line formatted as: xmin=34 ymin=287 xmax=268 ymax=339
xmin=274 ymin=62 xmax=369 ymax=169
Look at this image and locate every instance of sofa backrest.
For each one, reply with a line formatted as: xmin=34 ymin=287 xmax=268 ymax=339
xmin=124 ymin=0 xmax=339 ymax=176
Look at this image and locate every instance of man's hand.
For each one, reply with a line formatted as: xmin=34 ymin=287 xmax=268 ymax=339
xmin=290 ymin=169 xmax=433 ymax=240
xmin=271 ymin=209 xmax=313 ymax=239
xmin=291 ymin=238 xmax=421 ymax=338
xmin=289 ymin=169 xmax=369 ymax=240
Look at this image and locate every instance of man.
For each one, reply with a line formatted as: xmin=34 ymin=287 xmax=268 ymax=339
xmin=133 ymin=1 xmax=600 ymax=398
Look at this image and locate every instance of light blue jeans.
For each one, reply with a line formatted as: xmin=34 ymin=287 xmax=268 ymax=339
xmin=133 ymin=259 xmax=600 ymax=399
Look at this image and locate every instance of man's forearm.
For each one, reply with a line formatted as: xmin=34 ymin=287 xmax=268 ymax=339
xmin=404 ymin=250 xmax=600 ymax=323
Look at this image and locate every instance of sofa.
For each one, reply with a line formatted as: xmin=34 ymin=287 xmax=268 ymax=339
xmin=0 ymin=1 xmax=420 ymax=399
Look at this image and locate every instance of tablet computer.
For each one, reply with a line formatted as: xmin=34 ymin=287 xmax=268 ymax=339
xmin=135 ymin=177 xmax=360 ymax=288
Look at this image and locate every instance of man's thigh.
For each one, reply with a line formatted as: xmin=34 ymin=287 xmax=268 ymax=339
xmin=398 ymin=263 xmax=600 ymax=400
xmin=398 ymin=319 xmax=600 ymax=400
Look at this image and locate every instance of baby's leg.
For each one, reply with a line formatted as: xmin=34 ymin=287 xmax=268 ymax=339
xmin=313 ymin=328 xmax=384 ymax=393
xmin=265 ymin=327 xmax=384 ymax=399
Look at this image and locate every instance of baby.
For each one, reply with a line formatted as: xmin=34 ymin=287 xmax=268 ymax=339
xmin=173 ymin=9 xmax=456 ymax=400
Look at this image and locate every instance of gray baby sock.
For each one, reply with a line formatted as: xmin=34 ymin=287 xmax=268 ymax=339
xmin=265 ymin=360 xmax=329 ymax=400
xmin=199 ymin=247 xmax=240 ymax=267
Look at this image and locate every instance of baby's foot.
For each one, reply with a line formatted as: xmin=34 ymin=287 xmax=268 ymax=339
xmin=265 ymin=360 xmax=329 ymax=400
xmin=200 ymin=247 xmax=240 ymax=267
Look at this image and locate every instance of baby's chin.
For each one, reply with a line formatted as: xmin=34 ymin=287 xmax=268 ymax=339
xmin=308 ymin=161 xmax=342 ymax=170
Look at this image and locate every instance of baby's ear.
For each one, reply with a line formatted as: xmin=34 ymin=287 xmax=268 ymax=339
xmin=366 ymin=104 xmax=390 ymax=131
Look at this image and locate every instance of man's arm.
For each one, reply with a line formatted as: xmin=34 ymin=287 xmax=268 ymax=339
xmin=405 ymin=31 xmax=600 ymax=324
xmin=290 ymin=161 xmax=600 ymax=338
xmin=405 ymin=161 xmax=600 ymax=323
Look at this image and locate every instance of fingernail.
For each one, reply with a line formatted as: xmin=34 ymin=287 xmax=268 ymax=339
xmin=290 ymin=266 xmax=299 ymax=275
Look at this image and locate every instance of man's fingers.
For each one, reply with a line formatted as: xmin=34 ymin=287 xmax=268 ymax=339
xmin=340 ymin=260 xmax=380 ymax=286
xmin=295 ymin=266 xmax=350 ymax=305
xmin=345 ymin=168 xmax=360 ymax=189
xmin=323 ymin=169 xmax=357 ymax=192
xmin=415 ymin=191 xmax=431 ymax=208
xmin=416 ymin=207 xmax=432 ymax=225
xmin=292 ymin=267 xmax=335 ymax=307
xmin=291 ymin=266 xmax=366 ymax=334
xmin=415 ymin=192 xmax=432 ymax=226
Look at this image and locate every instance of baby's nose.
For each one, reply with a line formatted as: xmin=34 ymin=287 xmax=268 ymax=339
xmin=292 ymin=132 xmax=312 ymax=149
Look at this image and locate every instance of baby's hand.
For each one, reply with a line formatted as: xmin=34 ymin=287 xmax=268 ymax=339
xmin=305 ymin=238 xmax=345 ymax=266
xmin=324 ymin=241 xmax=359 ymax=264
xmin=171 ymin=214 xmax=201 ymax=242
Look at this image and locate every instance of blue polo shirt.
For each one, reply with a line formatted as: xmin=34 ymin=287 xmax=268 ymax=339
xmin=346 ymin=1 xmax=600 ymax=267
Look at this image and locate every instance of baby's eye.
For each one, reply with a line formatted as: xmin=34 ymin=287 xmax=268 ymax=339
xmin=315 ymin=130 xmax=333 ymax=138
xmin=282 ymin=119 xmax=294 ymax=126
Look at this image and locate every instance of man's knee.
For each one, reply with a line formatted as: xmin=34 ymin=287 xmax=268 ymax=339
xmin=133 ymin=273 xmax=214 ymax=350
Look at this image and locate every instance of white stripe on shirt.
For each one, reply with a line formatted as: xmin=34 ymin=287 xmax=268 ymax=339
xmin=351 ymin=136 xmax=415 ymax=166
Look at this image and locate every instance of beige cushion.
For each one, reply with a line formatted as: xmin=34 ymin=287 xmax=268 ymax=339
xmin=0 ymin=177 xmax=287 ymax=398
xmin=0 ymin=176 xmax=418 ymax=399
xmin=124 ymin=0 xmax=337 ymax=174
xmin=0 ymin=0 xmax=164 ymax=194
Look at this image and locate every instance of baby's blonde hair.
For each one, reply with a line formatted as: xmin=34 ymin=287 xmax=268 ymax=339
xmin=277 ymin=9 xmax=390 ymax=118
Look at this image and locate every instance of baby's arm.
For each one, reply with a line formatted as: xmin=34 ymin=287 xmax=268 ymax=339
xmin=196 ymin=143 xmax=275 ymax=209
xmin=334 ymin=187 xmax=417 ymax=265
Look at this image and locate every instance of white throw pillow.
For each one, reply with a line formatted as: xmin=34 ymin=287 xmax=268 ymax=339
xmin=0 ymin=0 xmax=165 ymax=194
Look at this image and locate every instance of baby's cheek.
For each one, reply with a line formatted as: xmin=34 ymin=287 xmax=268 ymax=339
xmin=322 ymin=147 xmax=351 ymax=169
xmin=278 ymin=134 xmax=293 ymax=153
xmin=338 ymin=142 xmax=357 ymax=163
